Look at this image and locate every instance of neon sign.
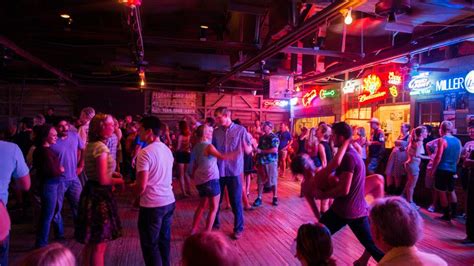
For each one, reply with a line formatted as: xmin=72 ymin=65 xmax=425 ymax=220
xmin=263 ymin=100 xmax=289 ymax=108
xmin=465 ymin=70 xmax=474 ymax=94
xmin=319 ymin=89 xmax=337 ymax=99
xmin=388 ymin=72 xmax=402 ymax=85
xmin=342 ymin=79 xmax=362 ymax=94
xmin=408 ymin=72 xmax=432 ymax=95
xmin=302 ymin=89 xmax=318 ymax=107
xmin=290 ymin=97 xmax=298 ymax=106
xmin=389 ymin=86 xmax=398 ymax=97
xmin=358 ymin=74 xmax=387 ymax=104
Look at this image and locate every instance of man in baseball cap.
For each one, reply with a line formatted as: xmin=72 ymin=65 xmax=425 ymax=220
xmin=253 ymin=121 xmax=280 ymax=207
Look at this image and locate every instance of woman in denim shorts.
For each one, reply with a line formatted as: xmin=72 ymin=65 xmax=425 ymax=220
xmin=189 ymin=125 xmax=238 ymax=234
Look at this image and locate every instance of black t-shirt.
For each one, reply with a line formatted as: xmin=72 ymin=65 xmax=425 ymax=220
xmin=368 ymin=128 xmax=385 ymax=158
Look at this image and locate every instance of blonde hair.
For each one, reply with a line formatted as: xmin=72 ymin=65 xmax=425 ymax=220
xmin=88 ymin=113 xmax=112 ymax=142
xmin=19 ymin=243 xmax=75 ymax=266
xmin=440 ymin=120 xmax=454 ymax=133
xmin=318 ymin=124 xmax=331 ymax=140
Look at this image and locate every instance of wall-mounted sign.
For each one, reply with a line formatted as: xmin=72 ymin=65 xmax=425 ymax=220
xmin=319 ymin=89 xmax=337 ymax=99
xmin=302 ymin=89 xmax=318 ymax=107
xmin=358 ymin=74 xmax=388 ymax=104
xmin=263 ymin=99 xmax=289 ymax=108
xmin=408 ymin=72 xmax=432 ymax=95
xmin=389 ymin=86 xmax=399 ymax=97
xmin=151 ymin=91 xmax=196 ymax=114
xmin=388 ymin=72 xmax=402 ymax=85
xmin=408 ymin=70 xmax=474 ymax=95
xmin=342 ymin=79 xmax=362 ymax=94
xmin=466 ymin=70 xmax=474 ymax=94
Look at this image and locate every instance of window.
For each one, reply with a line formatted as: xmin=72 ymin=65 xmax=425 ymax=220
xmin=418 ymin=101 xmax=442 ymax=127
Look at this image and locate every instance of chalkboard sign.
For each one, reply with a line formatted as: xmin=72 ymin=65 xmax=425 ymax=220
xmin=151 ymin=91 xmax=197 ymax=114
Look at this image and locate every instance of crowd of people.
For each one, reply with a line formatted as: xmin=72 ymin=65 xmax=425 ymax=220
xmin=0 ymin=105 xmax=473 ymax=266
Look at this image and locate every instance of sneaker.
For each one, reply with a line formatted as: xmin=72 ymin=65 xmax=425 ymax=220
xmin=232 ymin=231 xmax=243 ymax=240
xmin=253 ymin=198 xmax=262 ymax=207
xmin=427 ymin=205 xmax=435 ymax=213
xmin=272 ymin=197 xmax=278 ymax=206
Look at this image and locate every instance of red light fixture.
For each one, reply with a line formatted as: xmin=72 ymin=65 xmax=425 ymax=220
xmin=139 ymin=68 xmax=146 ymax=87
xmin=119 ymin=0 xmax=142 ymax=7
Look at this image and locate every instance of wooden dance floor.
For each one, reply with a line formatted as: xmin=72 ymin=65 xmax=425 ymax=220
xmin=8 ymin=174 xmax=474 ymax=265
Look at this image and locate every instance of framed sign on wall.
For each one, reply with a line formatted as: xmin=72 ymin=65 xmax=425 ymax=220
xmin=151 ymin=91 xmax=197 ymax=114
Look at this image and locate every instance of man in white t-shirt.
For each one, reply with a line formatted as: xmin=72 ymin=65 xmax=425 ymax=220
xmin=135 ymin=116 xmax=175 ymax=266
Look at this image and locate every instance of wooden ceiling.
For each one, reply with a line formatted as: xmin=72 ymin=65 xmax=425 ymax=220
xmin=0 ymin=0 xmax=473 ymax=91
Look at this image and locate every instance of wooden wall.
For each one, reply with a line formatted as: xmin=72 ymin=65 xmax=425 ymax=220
xmin=0 ymin=84 xmax=74 ymax=127
xmin=0 ymin=85 xmax=290 ymax=133
xmin=148 ymin=91 xmax=290 ymax=129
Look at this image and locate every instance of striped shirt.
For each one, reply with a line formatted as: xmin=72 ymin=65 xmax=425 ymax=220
xmin=85 ymin=141 xmax=114 ymax=182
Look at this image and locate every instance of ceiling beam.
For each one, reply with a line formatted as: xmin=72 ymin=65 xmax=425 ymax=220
xmin=296 ymin=26 xmax=474 ymax=84
xmin=207 ymin=0 xmax=367 ymax=90
xmin=144 ymin=36 xmax=259 ymax=51
xmin=282 ymin=47 xmax=364 ymax=60
xmin=0 ymin=36 xmax=78 ymax=86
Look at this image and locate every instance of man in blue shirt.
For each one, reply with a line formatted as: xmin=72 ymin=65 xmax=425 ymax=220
xmin=50 ymin=118 xmax=85 ymax=240
xmin=0 ymin=141 xmax=30 ymax=266
xmin=254 ymin=121 xmax=280 ymax=207
xmin=212 ymin=107 xmax=252 ymax=240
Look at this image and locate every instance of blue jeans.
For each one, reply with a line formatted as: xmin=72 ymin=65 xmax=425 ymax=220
xmin=54 ymin=179 xmax=82 ymax=238
xmin=0 ymin=234 xmax=9 ymax=266
xmin=320 ymin=209 xmax=384 ymax=262
xmin=36 ymin=181 xmax=61 ymax=248
xmin=214 ymin=176 xmax=244 ymax=233
xmin=138 ymin=202 xmax=175 ymax=266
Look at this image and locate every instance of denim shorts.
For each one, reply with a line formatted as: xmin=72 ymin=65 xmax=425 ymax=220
xmin=196 ymin=179 xmax=221 ymax=198
xmin=367 ymin=157 xmax=381 ymax=172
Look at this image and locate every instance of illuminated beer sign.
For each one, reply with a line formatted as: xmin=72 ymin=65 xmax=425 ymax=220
xmin=408 ymin=71 xmax=474 ymax=95
xmin=358 ymin=74 xmax=387 ymax=104
xmin=408 ymin=72 xmax=432 ymax=95
xmin=319 ymin=89 xmax=337 ymax=99
xmin=342 ymin=79 xmax=362 ymax=94
xmin=465 ymin=70 xmax=474 ymax=94
xmin=302 ymin=89 xmax=318 ymax=107
xmin=388 ymin=72 xmax=402 ymax=85
xmin=263 ymin=100 xmax=289 ymax=108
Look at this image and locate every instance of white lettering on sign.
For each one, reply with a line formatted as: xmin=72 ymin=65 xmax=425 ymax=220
xmin=435 ymin=77 xmax=465 ymax=91
xmin=409 ymin=72 xmax=432 ymax=95
xmin=388 ymin=72 xmax=402 ymax=85
xmin=342 ymin=79 xmax=361 ymax=94
xmin=465 ymin=70 xmax=474 ymax=94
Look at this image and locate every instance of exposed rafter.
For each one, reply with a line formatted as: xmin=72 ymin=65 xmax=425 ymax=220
xmin=0 ymin=36 xmax=78 ymax=86
xmin=207 ymin=0 xmax=367 ymax=90
xmin=296 ymin=26 xmax=474 ymax=84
